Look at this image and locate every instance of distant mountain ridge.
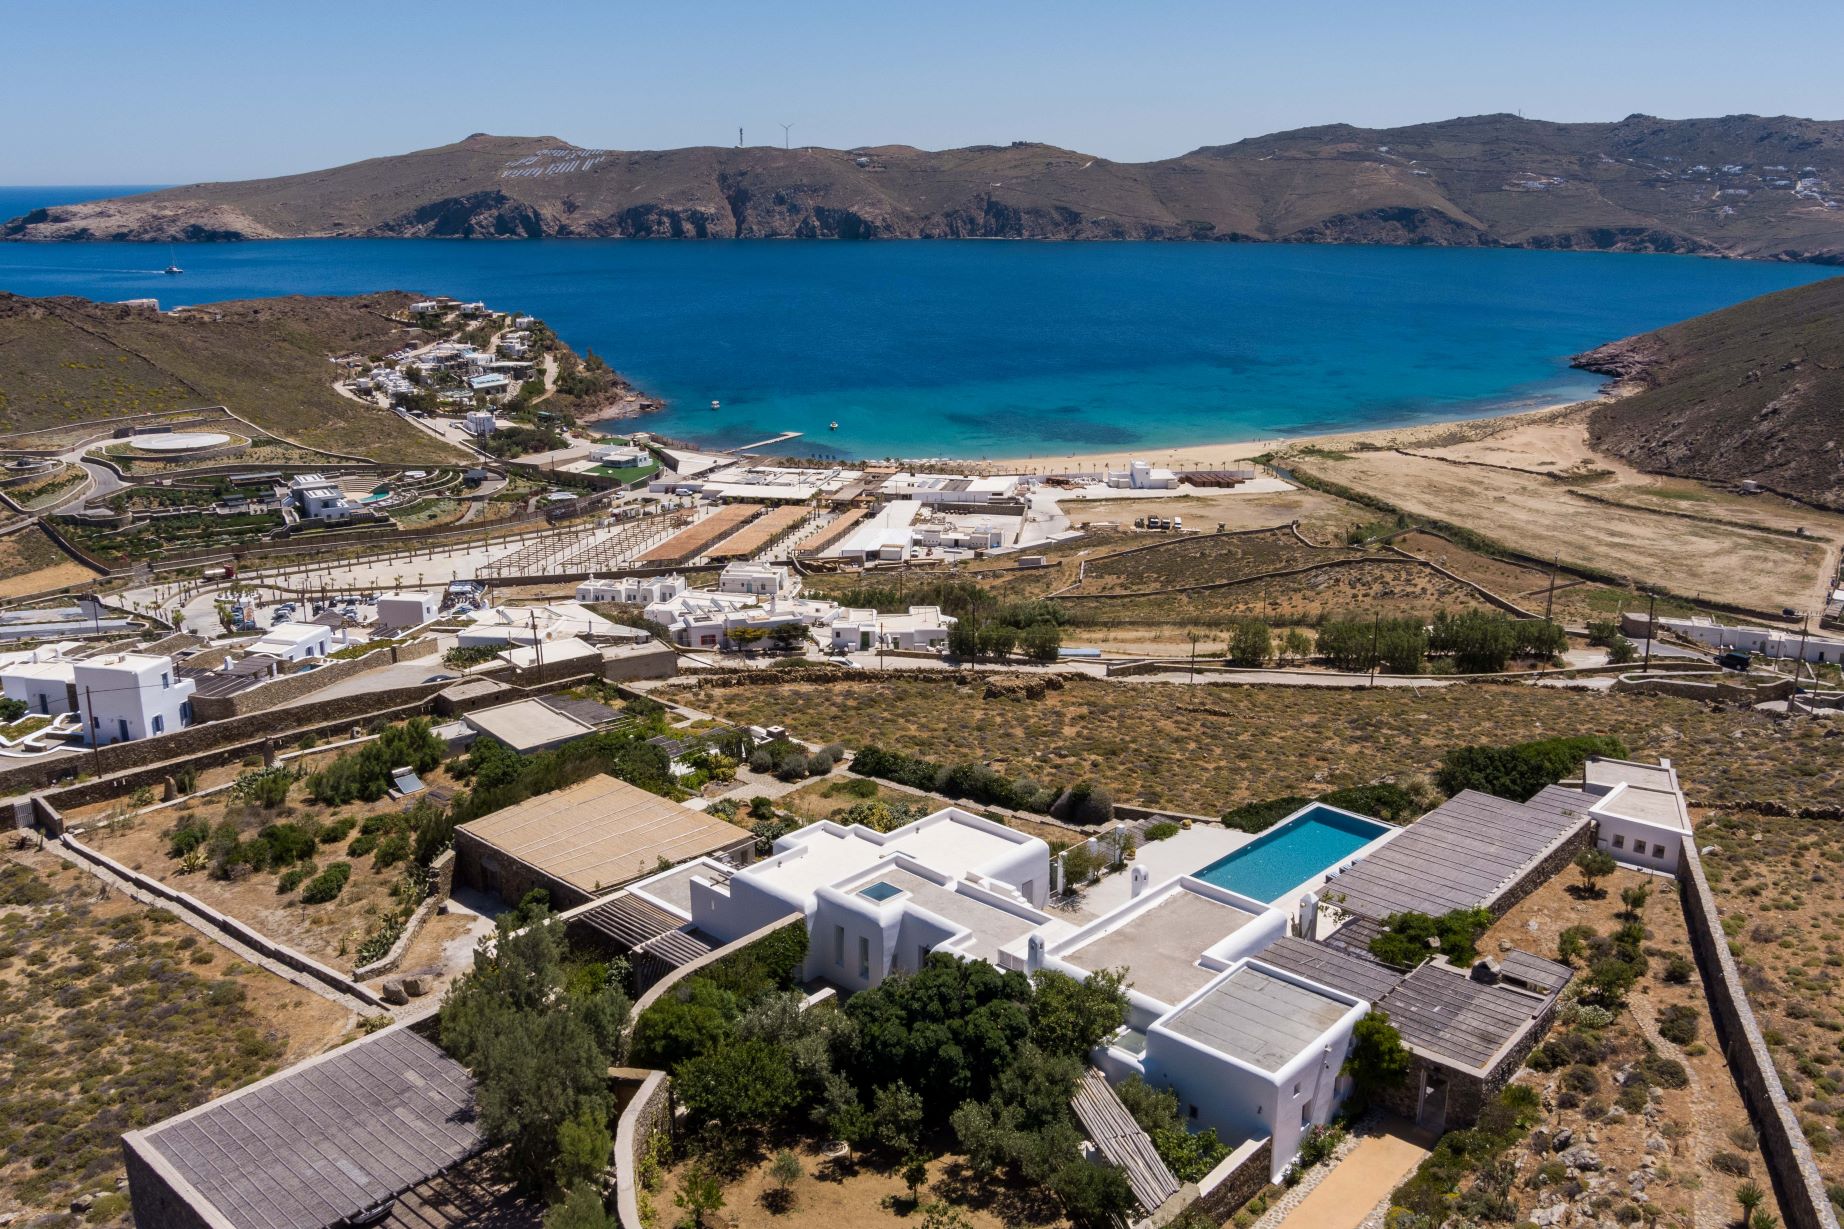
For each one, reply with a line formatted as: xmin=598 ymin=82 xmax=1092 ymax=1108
xmin=1577 ymin=275 xmax=1844 ymax=508
xmin=9 ymin=114 xmax=1844 ymax=261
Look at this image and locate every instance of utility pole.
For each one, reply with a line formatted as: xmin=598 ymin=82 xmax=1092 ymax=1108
xmin=1795 ymin=611 xmax=1812 ymax=717
xmin=1543 ymin=555 xmax=1559 ymax=622
xmin=1641 ymin=592 xmax=1656 ymax=675
xmin=530 ymin=609 xmax=543 ymax=673
xmin=84 ymin=686 xmax=102 ymax=775
xmin=1367 ymin=611 xmax=1381 ymax=689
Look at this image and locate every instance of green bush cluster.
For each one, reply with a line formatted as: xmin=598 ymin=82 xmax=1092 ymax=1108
xmin=1436 ymin=734 xmax=1629 ymax=802
xmin=1369 ymin=908 xmax=1493 ymax=969
xmin=1428 ymin=610 xmax=1569 ymax=673
xmin=299 ymin=861 xmax=352 ymax=904
xmin=1114 ymin=1076 xmax=1231 ymax=1180
xmin=445 ymin=715 xmax=676 ymax=829
xmin=306 ymin=719 xmax=445 ymax=805
xmin=1315 ymin=615 xmax=1429 ymax=673
xmin=1222 ymin=782 xmax=1422 ymax=832
xmin=852 ymin=744 xmax=1110 ymax=821
xmin=1389 ymin=1084 xmax=1541 ymax=1223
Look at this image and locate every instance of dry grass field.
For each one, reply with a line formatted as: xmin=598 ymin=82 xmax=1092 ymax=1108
xmin=1284 ymin=409 xmax=1844 ymax=614
xmin=1701 ymin=812 xmax=1844 ymax=1191
xmin=0 ymin=850 xmax=355 ymax=1223
xmin=674 ymin=675 xmax=1841 ymax=817
xmin=1066 ymin=526 xmax=1356 ymax=594
xmin=1060 ymin=560 xmax=1496 ymax=632
xmin=0 ymin=523 xmax=101 ymax=597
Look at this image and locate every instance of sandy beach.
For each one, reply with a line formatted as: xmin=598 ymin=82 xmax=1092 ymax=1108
xmin=977 ymin=397 xmax=1599 ymax=474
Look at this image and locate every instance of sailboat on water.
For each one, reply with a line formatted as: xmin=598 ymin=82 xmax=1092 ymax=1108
xmin=163 ymin=243 xmax=183 ymax=275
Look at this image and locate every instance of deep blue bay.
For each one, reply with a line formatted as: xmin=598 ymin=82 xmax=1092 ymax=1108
xmin=0 ymin=187 xmax=1835 ymax=459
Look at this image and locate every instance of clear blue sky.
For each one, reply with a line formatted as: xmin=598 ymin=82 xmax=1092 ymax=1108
xmin=11 ymin=0 xmax=1843 ymax=183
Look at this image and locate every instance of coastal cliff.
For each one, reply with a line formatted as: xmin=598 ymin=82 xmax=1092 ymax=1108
xmin=1575 ymin=276 xmax=1844 ymax=509
xmin=11 ymin=114 xmax=1844 ymax=261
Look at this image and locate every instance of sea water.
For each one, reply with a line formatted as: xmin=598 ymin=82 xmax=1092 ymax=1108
xmin=1 ymin=186 xmax=1834 ymax=459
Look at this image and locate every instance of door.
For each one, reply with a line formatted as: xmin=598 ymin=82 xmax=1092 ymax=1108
xmin=1416 ymin=1077 xmax=1448 ymax=1134
xmin=117 ymin=718 xmax=130 ymax=743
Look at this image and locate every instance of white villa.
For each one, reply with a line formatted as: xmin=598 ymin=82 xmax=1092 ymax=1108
xmin=1628 ymin=611 xmax=1844 ymax=665
xmin=247 ymin=621 xmax=338 ymax=663
xmin=1578 ymin=756 xmax=1693 ymax=874
xmin=577 ymin=574 xmax=687 ymax=605
xmin=716 ymin=561 xmax=795 ymax=597
xmin=829 ymin=605 xmax=956 ymax=653
xmin=623 ymin=807 xmax=1366 ymax=1181
xmin=75 ymin=652 xmax=195 ymax=745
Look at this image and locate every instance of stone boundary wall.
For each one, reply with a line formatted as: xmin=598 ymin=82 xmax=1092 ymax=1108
xmin=1484 ymin=819 xmax=1593 ymax=923
xmin=1188 ymin=1136 xmax=1273 ymax=1223
xmin=56 ymin=829 xmax=386 ymax=1010
xmin=614 ymin=1071 xmax=672 ymax=1229
xmin=352 ymin=848 xmax=457 ymax=981
xmin=191 ymin=638 xmax=441 ymax=722
xmin=1679 ymin=843 xmax=1841 ymax=1229
xmin=619 ymin=914 xmax=807 ymax=1053
xmin=1613 ymin=672 xmax=1798 ymax=704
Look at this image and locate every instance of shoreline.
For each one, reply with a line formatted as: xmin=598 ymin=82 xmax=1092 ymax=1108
xmin=970 ymin=393 xmax=1608 ymax=475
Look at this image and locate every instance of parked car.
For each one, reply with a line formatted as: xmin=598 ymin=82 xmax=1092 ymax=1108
xmin=1717 ymin=651 xmax=1752 ymax=671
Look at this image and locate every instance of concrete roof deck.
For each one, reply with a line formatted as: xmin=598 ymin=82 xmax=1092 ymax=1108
xmin=1582 ymin=757 xmax=1691 ymax=833
xmin=750 ymin=811 xmax=1033 ymax=902
xmin=846 ymin=865 xmax=1041 ymax=961
xmin=1061 ymin=888 xmax=1263 ymax=1007
xmin=458 ymin=774 xmax=748 ymax=896
xmin=463 ymin=698 xmax=595 ymax=753
xmin=1162 ymin=964 xmax=1354 ymax=1072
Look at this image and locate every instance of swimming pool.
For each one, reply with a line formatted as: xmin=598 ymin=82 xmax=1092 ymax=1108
xmin=1192 ymin=805 xmax=1394 ymax=903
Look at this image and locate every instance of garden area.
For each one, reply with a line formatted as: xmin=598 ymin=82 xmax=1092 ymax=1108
xmin=1381 ymin=857 xmax=1790 ymax=1228
xmin=0 ymin=850 xmax=356 ymax=1224
xmin=1702 ymin=811 xmax=1844 ymax=1201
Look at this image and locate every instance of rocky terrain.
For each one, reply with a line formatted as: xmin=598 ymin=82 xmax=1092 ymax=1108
xmin=10 ymin=113 xmax=1844 ymax=259
xmin=1577 ymin=275 xmax=1844 ymax=508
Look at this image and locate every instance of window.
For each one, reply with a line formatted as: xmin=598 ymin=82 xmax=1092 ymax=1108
xmin=1292 ymin=1082 xmax=1301 ymax=1096
xmin=161 ymin=672 xmax=170 ymax=689
xmin=1611 ymin=834 xmax=1625 ymax=849
xmin=151 ymin=714 xmax=164 ymax=734
xmin=1653 ymin=843 xmax=1667 ymax=858
xmin=1301 ymin=1101 xmax=1314 ymax=1126
xmin=833 ymin=926 xmax=844 ymax=967
xmin=858 ymin=936 xmax=870 ymax=980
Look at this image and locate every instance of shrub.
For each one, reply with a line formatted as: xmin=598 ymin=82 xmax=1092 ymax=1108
xmin=1642 ymin=1054 xmax=1689 ymax=1090
xmin=1061 ymin=781 xmax=1115 ymax=826
xmin=307 ymin=719 xmax=445 ymax=804
xmin=1318 ymin=783 xmax=1421 ymax=823
xmin=1662 ymin=952 xmax=1695 ymax=984
xmin=1221 ymin=796 xmax=1312 ymax=833
xmin=1437 ymin=734 xmax=1629 ymax=802
xmin=300 ymin=861 xmax=352 ymax=904
xmin=1658 ymin=1004 xmax=1701 ymax=1045
xmin=1144 ymin=821 xmax=1180 ymax=842
xmin=1369 ymin=908 xmax=1492 ymax=968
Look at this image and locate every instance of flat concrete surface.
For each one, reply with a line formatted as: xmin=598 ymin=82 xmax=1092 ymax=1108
xmin=1268 ymin=1118 xmax=1434 ymax=1229
xmin=1075 ymin=824 xmax=1250 ymax=919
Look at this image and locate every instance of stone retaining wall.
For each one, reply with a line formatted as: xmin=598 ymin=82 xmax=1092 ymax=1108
xmin=613 ymin=1072 xmax=672 ymax=1229
xmin=352 ymin=848 xmax=456 ymax=981
xmin=1679 ymin=843 xmax=1841 ymax=1229
xmin=1613 ymin=672 xmax=1798 ymax=704
xmin=190 ymin=638 xmax=440 ymax=722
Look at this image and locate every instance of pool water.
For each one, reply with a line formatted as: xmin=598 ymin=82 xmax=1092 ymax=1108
xmin=858 ymin=880 xmax=903 ymax=902
xmin=1192 ymin=806 xmax=1393 ymax=903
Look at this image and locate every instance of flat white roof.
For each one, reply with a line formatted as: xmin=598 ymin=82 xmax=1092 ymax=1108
xmin=1583 ymin=757 xmax=1692 ymax=834
xmin=1161 ymin=962 xmax=1358 ymax=1073
xmin=497 ymin=637 xmax=601 ymax=670
xmin=746 ymin=809 xmax=1035 ymax=900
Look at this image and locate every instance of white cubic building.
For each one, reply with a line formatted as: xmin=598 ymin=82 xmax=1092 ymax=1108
xmin=1579 ymin=756 xmax=1693 ymax=874
xmin=74 ymin=653 xmax=194 ymax=745
xmin=288 ymin=474 xmax=357 ymax=522
xmin=465 ymin=411 xmax=499 ymax=437
xmin=881 ymin=474 xmax=1023 ymax=505
xmin=247 ymin=621 xmax=335 ymax=662
xmin=377 ymin=592 xmax=440 ymax=630
xmin=717 ymin=562 xmax=794 ymax=597
xmin=830 ymin=605 xmax=955 ymax=653
xmin=1106 ymin=460 xmax=1180 ymax=490
xmin=577 ymin=574 xmax=686 ymax=605
xmin=1 ymin=652 xmax=78 ymax=716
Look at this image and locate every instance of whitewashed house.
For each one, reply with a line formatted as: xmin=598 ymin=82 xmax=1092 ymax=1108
xmin=717 ymin=562 xmax=794 ymax=597
xmin=75 ymin=653 xmax=194 ymax=745
xmin=1579 ymin=756 xmax=1693 ymax=874
xmin=1105 ymin=459 xmax=1180 ymax=490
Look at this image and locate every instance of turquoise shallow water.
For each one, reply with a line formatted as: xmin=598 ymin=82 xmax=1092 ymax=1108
xmin=1192 ymin=806 xmax=1393 ymax=903
xmin=1 ymin=186 xmax=1835 ymax=459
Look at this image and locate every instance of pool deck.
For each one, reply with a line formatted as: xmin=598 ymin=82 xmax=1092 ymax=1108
xmin=1073 ymin=825 xmax=1252 ymax=920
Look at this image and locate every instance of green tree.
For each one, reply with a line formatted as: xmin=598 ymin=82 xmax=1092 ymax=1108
xmin=918 ymin=1201 xmax=973 ymax=1229
xmin=1279 ymin=627 xmax=1313 ymax=666
xmin=976 ymin=621 xmax=1018 ymax=659
xmin=1050 ymin=1160 xmax=1136 ymax=1229
xmin=1342 ymin=1011 xmax=1412 ymax=1108
xmin=872 ymin=1081 xmax=926 ymax=1155
xmin=1028 ymin=967 xmax=1128 ymax=1058
xmin=1227 ymin=619 xmax=1271 ymax=667
xmin=1019 ymin=619 xmax=1063 ymax=663
xmin=674 ymin=1038 xmax=803 ymax=1132
xmin=627 ymin=979 xmax=736 ymax=1069
xmin=1575 ymin=847 xmax=1617 ymax=897
xmin=947 ymin=617 xmax=980 ymax=660
xmin=1369 ymin=908 xmax=1492 ymax=968
xmin=902 ymin=1153 xmax=930 ymax=1203
xmin=767 ymin=1149 xmax=803 ymax=1212
xmin=674 ymin=1162 xmax=725 ymax=1228
xmin=820 ymin=1074 xmax=874 ymax=1160
xmin=474 ymin=1007 xmax=614 ymax=1190
xmin=553 ymin=1105 xmax=612 ymax=1192
xmin=544 ymin=1182 xmax=614 ymax=1229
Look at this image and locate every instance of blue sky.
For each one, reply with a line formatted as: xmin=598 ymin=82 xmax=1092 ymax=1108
xmin=10 ymin=0 xmax=1844 ymax=183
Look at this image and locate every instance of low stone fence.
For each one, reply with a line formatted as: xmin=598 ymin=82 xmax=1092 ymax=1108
xmin=1186 ymin=1136 xmax=1273 ymax=1224
xmin=56 ymin=828 xmax=386 ymax=1010
xmin=1613 ymin=671 xmax=1797 ymax=704
xmin=352 ymin=848 xmax=457 ymax=981
xmin=1679 ymin=843 xmax=1841 ymax=1229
